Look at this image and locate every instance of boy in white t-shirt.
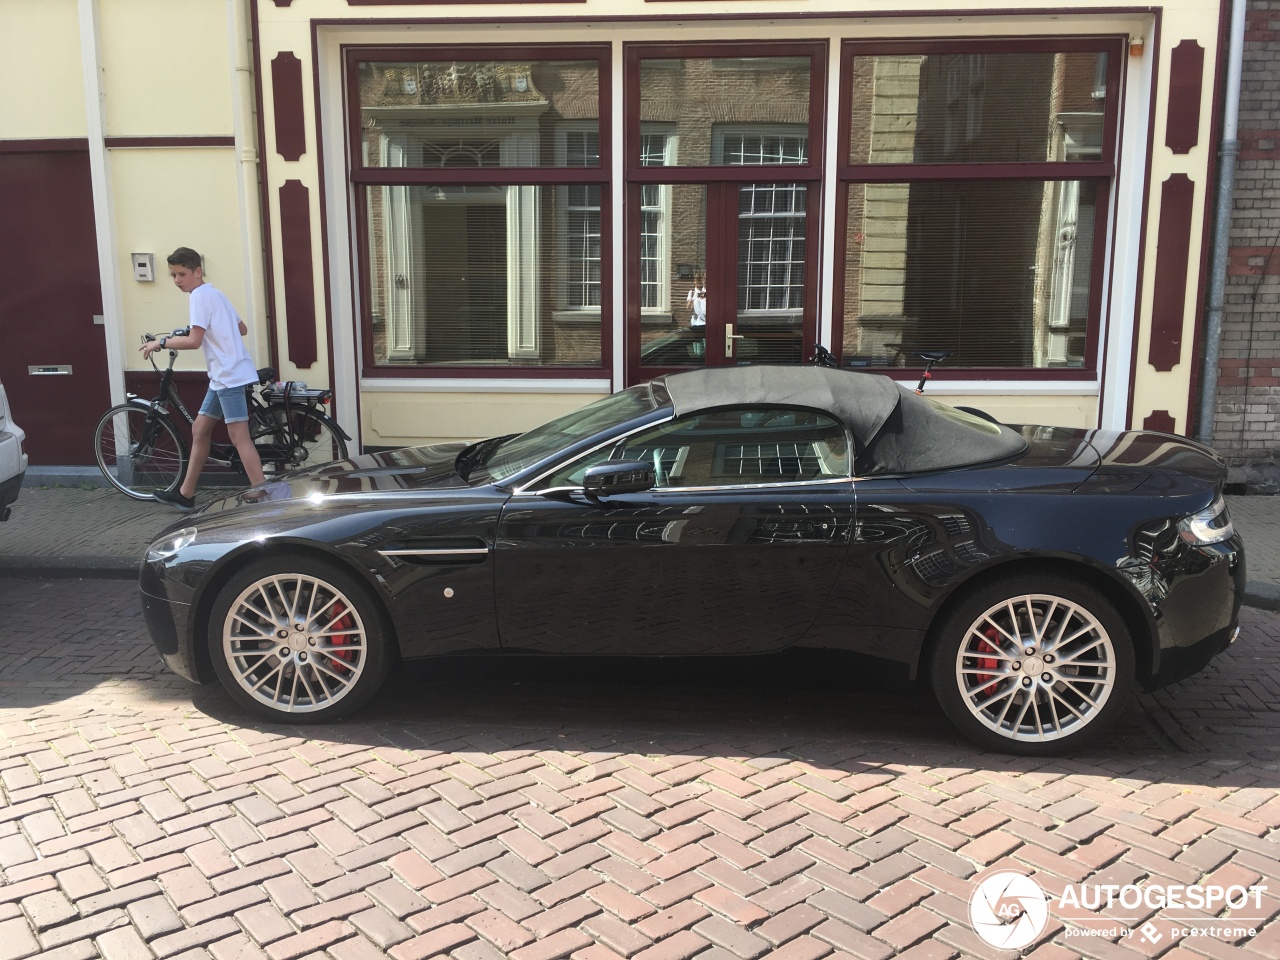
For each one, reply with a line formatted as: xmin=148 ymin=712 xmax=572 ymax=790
xmin=686 ymin=269 xmax=707 ymax=327
xmin=140 ymin=247 xmax=265 ymax=510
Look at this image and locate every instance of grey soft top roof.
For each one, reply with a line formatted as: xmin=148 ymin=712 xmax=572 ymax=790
xmin=659 ymin=365 xmax=1027 ymax=474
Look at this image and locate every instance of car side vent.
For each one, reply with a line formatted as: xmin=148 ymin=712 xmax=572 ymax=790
xmin=378 ymin=537 xmax=490 ymax=565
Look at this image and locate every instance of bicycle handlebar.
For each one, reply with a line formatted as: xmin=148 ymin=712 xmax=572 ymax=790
xmin=141 ymin=327 xmax=191 ymax=344
xmin=809 ymin=344 xmax=838 ymax=368
xmin=141 ymin=328 xmax=190 ymax=371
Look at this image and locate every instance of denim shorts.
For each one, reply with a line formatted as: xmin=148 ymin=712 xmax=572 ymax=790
xmin=198 ymin=385 xmax=251 ymax=424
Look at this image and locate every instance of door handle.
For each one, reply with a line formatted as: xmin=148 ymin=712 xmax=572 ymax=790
xmin=725 ymin=323 xmax=745 ymax=358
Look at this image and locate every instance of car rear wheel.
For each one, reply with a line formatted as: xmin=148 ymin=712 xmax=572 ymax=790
xmin=209 ymin=556 xmax=392 ymax=721
xmin=930 ymin=576 xmax=1134 ymax=754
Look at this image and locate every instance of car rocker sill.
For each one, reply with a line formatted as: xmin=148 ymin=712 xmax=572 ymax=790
xmin=519 ymin=476 xmax=855 ymax=497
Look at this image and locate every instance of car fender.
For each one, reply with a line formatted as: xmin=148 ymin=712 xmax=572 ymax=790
xmin=918 ymin=549 xmax=1162 ymax=682
xmin=183 ymin=534 xmax=397 ymax=684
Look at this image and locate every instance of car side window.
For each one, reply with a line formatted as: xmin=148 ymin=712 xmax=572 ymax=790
xmin=535 ymin=407 xmax=850 ymax=490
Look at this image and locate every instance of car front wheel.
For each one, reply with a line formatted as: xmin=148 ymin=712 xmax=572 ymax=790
xmin=930 ymin=576 xmax=1134 ymax=754
xmin=209 ymin=556 xmax=392 ymax=721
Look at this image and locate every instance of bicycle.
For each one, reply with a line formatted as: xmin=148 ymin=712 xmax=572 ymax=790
xmin=809 ymin=344 xmax=998 ymax=420
xmin=94 ymin=329 xmax=351 ymax=500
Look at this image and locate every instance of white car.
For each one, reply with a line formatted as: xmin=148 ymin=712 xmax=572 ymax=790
xmin=0 ymin=377 xmax=27 ymax=521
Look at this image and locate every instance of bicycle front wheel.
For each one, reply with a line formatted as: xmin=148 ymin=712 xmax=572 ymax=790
xmin=255 ymin=409 xmax=349 ymax=475
xmin=94 ymin=404 xmax=186 ymax=500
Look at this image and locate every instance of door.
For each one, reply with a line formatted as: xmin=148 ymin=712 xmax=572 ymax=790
xmin=624 ymin=43 xmax=826 ymax=384
xmin=630 ymin=180 xmax=815 ymax=381
xmin=493 ymin=404 xmax=856 ymax=655
xmin=0 ymin=150 xmax=109 ymax=464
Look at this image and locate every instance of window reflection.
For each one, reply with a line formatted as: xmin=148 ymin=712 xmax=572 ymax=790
xmin=848 ymin=51 xmax=1107 ymax=164
xmin=358 ymin=60 xmax=601 ymax=169
xmin=638 ymin=184 xmax=707 ymax=367
xmin=639 ymin=57 xmax=812 ymax=166
xmin=365 ymin=184 xmax=602 ymax=367
xmin=539 ymin=407 xmax=851 ymax=489
xmin=841 ymin=179 xmax=1097 ymax=368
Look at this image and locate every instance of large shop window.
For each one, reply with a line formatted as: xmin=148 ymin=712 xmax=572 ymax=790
xmin=836 ymin=42 xmax=1120 ymax=375
xmin=350 ymin=48 xmax=610 ymax=375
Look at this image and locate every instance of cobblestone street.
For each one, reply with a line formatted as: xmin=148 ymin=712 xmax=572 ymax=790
xmin=1 ymin=577 xmax=1278 ymax=960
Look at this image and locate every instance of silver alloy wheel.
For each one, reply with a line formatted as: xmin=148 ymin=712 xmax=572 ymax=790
xmin=955 ymin=593 xmax=1117 ymax=743
xmin=222 ymin=573 xmax=368 ymax=714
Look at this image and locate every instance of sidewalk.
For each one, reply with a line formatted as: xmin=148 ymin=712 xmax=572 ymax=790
xmin=1 ymin=478 xmax=1278 ymax=608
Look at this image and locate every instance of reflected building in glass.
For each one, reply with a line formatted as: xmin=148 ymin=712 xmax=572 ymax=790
xmin=842 ymin=51 xmax=1108 ymax=371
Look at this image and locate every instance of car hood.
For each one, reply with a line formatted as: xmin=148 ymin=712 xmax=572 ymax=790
xmin=193 ymin=442 xmax=474 ymax=517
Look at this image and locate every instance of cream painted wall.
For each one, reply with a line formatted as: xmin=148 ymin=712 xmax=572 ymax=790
xmin=0 ymin=0 xmax=86 ymax=138
xmin=99 ymin=0 xmax=233 ymax=136
xmin=1127 ymin=4 xmax=1220 ymax=435
xmin=110 ymin=147 xmax=266 ymax=373
xmin=263 ymin=175 xmax=330 ymax=388
xmin=942 ymin=396 xmax=1097 ymax=429
xmin=252 ymin=19 xmax=327 ymax=391
xmin=364 ymin=392 xmax=604 ymax=447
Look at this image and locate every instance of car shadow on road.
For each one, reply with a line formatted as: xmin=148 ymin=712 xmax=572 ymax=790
xmin=188 ymin=646 xmax=1280 ymax=793
xmin=4 ymin=577 xmax=1276 ymax=791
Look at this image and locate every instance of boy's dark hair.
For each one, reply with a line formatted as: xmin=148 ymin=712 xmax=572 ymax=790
xmin=167 ymin=247 xmax=203 ymax=271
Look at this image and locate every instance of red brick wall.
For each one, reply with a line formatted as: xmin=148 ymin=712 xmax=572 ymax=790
xmin=1216 ymin=0 xmax=1280 ymax=460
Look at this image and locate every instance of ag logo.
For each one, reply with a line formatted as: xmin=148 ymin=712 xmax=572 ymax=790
xmin=969 ymin=871 xmax=1049 ymax=949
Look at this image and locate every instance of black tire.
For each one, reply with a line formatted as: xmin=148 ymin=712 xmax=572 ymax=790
xmin=929 ymin=575 xmax=1134 ymax=755
xmin=209 ymin=555 xmax=393 ymax=722
xmin=253 ymin=409 xmax=349 ymax=475
xmin=94 ymin=403 xmax=186 ymax=500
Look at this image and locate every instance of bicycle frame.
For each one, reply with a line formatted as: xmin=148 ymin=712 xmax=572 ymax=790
xmin=129 ymin=340 xmax=345 ymax=475
xmin=127 ymin=350 xmax=246 ymax=470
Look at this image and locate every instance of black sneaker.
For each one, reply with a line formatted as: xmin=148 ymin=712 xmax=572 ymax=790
xmin=154 ymin=488 xmax=195 ymax=511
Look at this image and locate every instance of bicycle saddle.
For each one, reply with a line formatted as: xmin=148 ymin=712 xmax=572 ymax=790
xmin=916 ymin=350 xmax=951 ymax=364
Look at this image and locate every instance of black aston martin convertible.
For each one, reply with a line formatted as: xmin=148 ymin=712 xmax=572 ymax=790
xmin=139 ymin=366 xmax=1245 ymax=754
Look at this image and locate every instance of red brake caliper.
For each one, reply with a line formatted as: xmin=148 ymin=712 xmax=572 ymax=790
xmin=974 ymin=627 xmax=1001 ymax=697
xmin=328 ymin=601 xmax=357 ymax=675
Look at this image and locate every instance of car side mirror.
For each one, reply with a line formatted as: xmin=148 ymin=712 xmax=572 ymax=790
xmin=582 ymin=460 xmax=655 ymax=499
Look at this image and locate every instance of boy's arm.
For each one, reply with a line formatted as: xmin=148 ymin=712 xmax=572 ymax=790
xmin=239 ymin=319 xmax=248 ymax=336
xmin=140 ymin=326 xmax=204 ymax=357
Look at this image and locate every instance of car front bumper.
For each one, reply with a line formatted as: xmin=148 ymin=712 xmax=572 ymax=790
xmin=1142 ymin=533 xmax=1245 ymax=690
xmin=0 ymin=469 xmax=23 ymax=518
xmin=139 ymin=560 xmax=202 ymax=682
xmin=0 ymin=425 xmax=25 ymax=519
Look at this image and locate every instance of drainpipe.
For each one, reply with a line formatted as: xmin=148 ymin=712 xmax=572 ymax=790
xmin=78 ymin=0 xmax=126 ymax=409
xmin=1196 ymin=0 xmax=1248 ymax=445
xmin=227 ymin=0 xmax=268 ymax=364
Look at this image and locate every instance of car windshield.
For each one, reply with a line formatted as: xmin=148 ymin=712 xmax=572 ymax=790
xmin=482 ymin=384 xmax=660 ymax=482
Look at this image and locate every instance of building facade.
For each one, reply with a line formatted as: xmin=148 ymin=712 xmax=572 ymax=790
xmin=1 ymin=0 xmax=1275 ymax=481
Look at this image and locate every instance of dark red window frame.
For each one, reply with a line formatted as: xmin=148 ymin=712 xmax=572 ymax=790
xmin=345 ymin=43 xmax=613 ymax=380
xmin=833 ymin=36 xmax=1125 ymax=382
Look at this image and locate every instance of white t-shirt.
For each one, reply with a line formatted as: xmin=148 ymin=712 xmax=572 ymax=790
xmin=686 ymin=285 xmax=707 ymax=327
xmin=190 ymin=283 xmax=257 ymax=390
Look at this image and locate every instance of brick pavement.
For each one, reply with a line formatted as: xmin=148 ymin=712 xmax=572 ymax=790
xmin=0 ymin=577 xmax=1278 ymax=959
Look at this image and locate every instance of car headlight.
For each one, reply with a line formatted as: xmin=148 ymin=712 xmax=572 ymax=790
xmin=146 ymin=527 xmax=197 ymax=562
xmin=1177 ymin=495 xmax=1234 ymax=546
